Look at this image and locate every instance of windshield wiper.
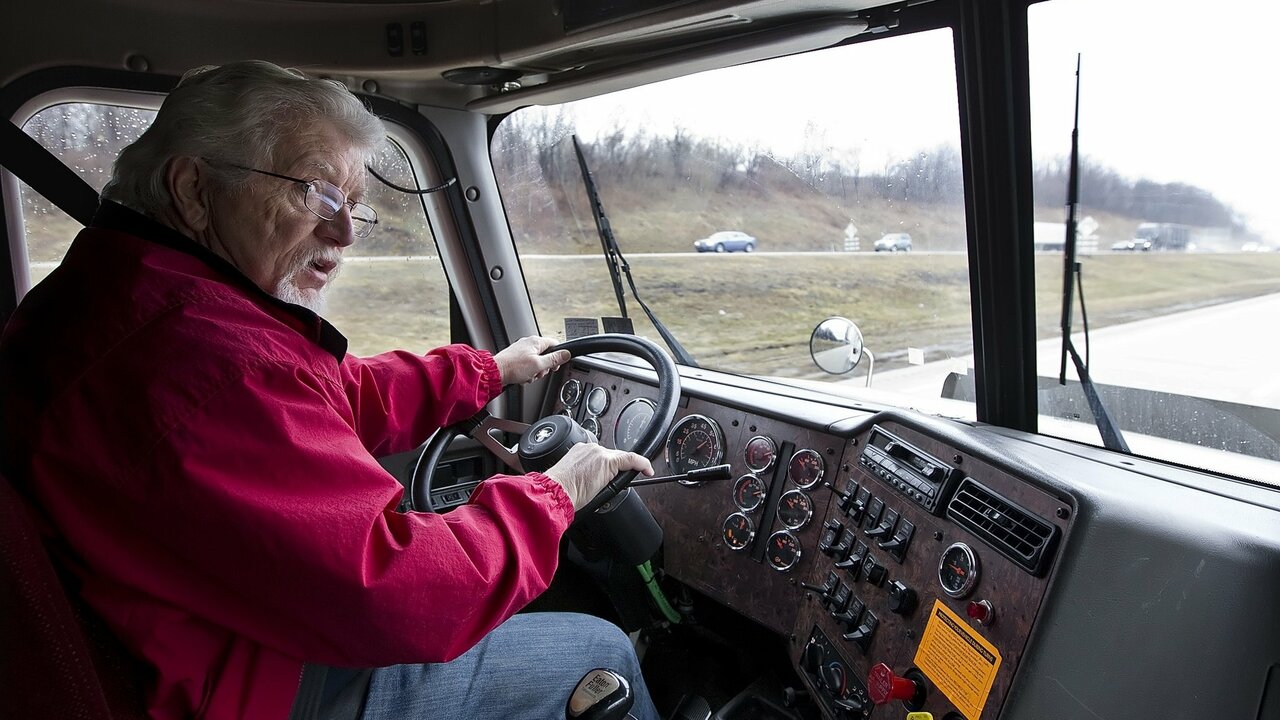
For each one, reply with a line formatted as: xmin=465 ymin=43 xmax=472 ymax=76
xmin=1058 ymin=56 xmax=1130 ymax=453
xmin=571 ymin=135 xmax=698 ymax=367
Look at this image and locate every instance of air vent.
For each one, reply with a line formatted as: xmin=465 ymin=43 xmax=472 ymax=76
xmin=946 ymin=478 xmax=1059 ymax=576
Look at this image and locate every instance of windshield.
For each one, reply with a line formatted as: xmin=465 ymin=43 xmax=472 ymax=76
xmin=493 ymin=1 xmax=1280 ymax=488
xmin=494 ymin=29 xmax=975 ymax=415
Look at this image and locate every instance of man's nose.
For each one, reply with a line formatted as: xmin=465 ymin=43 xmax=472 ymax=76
xmin=320 ymin=206 xmax=358 ymax=247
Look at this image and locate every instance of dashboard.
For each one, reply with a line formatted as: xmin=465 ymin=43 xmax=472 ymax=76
xmin=538 ymin=355 xmax=1280 ymax=720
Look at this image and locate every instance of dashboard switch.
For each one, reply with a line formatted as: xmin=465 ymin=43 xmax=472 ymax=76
xmin=842 ymin=612 xmax=878 ymax=652
xmin=867 ymin=663 xmax=922 ymax=706
xmin=862 ymin=555 xmax=887 ymax=586
xmin=887 ymin=580 xmax=917 ymax=615
xmin=819 ymin=519 xmax=843 ymax=556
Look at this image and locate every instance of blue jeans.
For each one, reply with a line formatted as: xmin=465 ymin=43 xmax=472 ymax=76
xmin=360 ymin=612 xmax=660 ymax=720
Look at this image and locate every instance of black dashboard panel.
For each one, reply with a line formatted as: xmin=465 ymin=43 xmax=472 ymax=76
xmin=543 ymin=356 xmax=1280 ymax=720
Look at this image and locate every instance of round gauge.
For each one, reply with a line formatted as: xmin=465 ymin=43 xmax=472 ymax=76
xmin=613 ymin=398 xmax=656 ymax=452
xmin=581 ymin=415 xmax=600 ymax=437
xmin=732 ymin=474 xmax=767 ymax=512
xmin=559 ymin=379 xmax=583 ymax=408
xmin=765 ymin=530 xmax=802 ymax=572
xmin=776 ymin=489 xmax=814 ymax=530
xmin=665 ymin=414 xmax=725 ymax=479
xmin=743 ymin=435 xmax=777 ymax=473
xmin=938 ymin=542 xmax=980 ymax=598
xmin=788 ymin=448 xmax=826 ymax=489
xmin=722 ymin=513 xmax=755 ymax=551
xmin=585 ymin=386 xmax=610 ymax=416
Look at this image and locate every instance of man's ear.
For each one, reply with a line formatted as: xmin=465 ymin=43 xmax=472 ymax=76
xmin=165 ymin=156 xmax=210 ymax=235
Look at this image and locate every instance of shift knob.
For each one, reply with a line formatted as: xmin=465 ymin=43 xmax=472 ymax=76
xmin=566 ymin=668 xmax=635 ymax=720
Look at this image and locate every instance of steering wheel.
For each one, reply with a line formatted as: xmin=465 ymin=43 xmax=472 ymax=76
xmin=409 ymin=334 xmax=680 ymax=515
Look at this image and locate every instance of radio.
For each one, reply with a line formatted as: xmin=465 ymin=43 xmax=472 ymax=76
xmin=858 ymin=427 xmax=959 ymax=515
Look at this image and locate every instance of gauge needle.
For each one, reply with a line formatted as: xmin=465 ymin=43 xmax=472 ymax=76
xmin=948 ymin=564 xmax=966 ymax=575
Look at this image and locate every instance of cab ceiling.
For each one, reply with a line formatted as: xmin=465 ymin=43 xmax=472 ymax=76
xmin=1 ymin=0 xmax=901 ymax=112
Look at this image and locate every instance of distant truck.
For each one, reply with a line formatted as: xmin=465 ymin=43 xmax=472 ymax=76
xmin=1111 ymin=222 xmax=1190 ymax=252
xmin=1033 ymin=217 xmax=1099 ymax=253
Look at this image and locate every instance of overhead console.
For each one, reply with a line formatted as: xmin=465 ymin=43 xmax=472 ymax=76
xmin=547 ymin=363 xmax=1075 ymax=720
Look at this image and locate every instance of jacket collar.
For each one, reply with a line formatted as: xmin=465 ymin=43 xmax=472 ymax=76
xmin=91 ymin=200 xmax=349 ymax=360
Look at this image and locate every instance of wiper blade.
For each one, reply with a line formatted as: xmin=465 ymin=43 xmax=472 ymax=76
xmin=1058 ymin=55 xmax=1129 ymax=453
xmin=571 ymin=135 xmax=698 ymax=367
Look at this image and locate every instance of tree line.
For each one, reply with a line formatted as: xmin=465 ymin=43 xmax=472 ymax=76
xmin=493 ymin=108 xmax=1240 ymax=231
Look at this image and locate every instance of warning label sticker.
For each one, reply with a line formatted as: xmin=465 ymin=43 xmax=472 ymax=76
xmin=914 ymin=600 xmax=1002 ymax=720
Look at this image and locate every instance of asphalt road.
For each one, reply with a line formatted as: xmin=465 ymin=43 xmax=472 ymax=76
xmin=873 ymin=291 xmax=1280 ymax=409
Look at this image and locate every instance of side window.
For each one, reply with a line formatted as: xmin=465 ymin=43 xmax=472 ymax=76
xmin=17 ymin=101 xmax=450 ymax=356
xmin=1028 ymin=0 xmax=1280 ymax=484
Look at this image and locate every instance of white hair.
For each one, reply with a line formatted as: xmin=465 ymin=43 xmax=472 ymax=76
xmin=102 ymin=60 xmax=386 ymax=216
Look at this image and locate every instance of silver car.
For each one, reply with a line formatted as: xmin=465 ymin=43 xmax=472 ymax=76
xmin=694 ymin=231 xmax=757 ymax=253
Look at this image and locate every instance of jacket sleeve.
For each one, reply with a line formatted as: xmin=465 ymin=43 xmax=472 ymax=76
xmin=338 ymin=344 xmax=504 ymax=456
xmin=133 ymin=357 xmax=571 ymax=667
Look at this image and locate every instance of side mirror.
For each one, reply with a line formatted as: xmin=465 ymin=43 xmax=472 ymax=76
xmin=809 ymin=317 xmax=875 ymax=386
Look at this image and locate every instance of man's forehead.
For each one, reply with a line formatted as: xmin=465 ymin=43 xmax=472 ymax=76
xmin=292 ymin=152 xmax=369 ymax=192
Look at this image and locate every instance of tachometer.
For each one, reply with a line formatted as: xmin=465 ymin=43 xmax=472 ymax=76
xmin=665 ymin=414 xmax=725 ymax=480
xmin=743 ymin=435 xmax=777 ymax=473
xmin=788 ymin=448 xmax=826 ymax=489
xmin=613 ymin=398 xmax=656 ymax=452
xmin=722 ymin=513 xmax=755 ymax=551
xmin=765 ymin=530 xmax=802 ymax=572
xmin=732 ymin=474 xmax=767 ymax=512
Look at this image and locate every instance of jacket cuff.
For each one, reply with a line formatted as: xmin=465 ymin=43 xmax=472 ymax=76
xmin=477 ymin=350 xmax=504 ymax=401
xmin=527 ymin=471 xmax=574 ymax=520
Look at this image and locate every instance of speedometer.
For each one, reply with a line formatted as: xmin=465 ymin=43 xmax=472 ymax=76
xmin=665 ymin=414 xmax=725 ymax=481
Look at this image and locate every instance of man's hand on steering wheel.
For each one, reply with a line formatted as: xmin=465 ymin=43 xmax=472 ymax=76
xmin=412 ymin=333 xmax=678 ymax=515
xmin=494 ymin=336 xmax=571 ymax=385
xmin=545 ymin=443 xmax=654 ymax=511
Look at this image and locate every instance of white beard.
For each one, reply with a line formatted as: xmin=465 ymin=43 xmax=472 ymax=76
xmin=272 ymin=251 xmax=343 ymax=313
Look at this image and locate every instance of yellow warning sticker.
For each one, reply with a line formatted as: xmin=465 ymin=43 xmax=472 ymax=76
xmin=914 ymin=600 xmax=1002 ymax=720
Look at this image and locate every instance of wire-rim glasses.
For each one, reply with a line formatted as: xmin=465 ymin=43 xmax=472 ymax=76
xmin=218 ymin=162 xmax=378 ymax=239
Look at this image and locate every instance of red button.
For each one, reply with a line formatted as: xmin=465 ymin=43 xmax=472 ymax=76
xmin=967 ymin=599 xmax=995 ymax=625
xmin=867 ymin=662 xmax=917 ymax=704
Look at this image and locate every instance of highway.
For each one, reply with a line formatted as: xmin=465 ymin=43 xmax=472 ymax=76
xmin=873 ymin=291 xmax=1280 ymax=409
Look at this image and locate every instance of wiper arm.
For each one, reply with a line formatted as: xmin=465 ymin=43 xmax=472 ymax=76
xmin=571 ymin=135 xmax=698 ymax=367
xmin=1058 ymin=55 xmax=1129 ymax=453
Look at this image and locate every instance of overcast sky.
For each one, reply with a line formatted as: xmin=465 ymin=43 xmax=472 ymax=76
xmin=551 ymin=0 xmax=1278 ymax=243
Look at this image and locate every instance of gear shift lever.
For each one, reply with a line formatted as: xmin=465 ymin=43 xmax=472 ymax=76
xmin=566 ymin=668 xmax=635 ymax=720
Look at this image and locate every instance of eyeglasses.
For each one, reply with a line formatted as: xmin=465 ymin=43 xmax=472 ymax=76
xmin=223 ymin=163 xmax=378 ymax=239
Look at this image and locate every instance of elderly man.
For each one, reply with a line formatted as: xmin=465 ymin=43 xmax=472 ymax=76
xmin=0 ymin=61 xmax=661 ymax=720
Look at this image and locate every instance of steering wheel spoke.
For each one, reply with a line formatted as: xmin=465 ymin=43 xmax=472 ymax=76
xmin=464 ymin=411 xmax=530 ymax=474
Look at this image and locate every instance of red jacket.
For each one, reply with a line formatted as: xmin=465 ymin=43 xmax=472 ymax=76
xmin=0 ymin=202 xmax=574 ymax=719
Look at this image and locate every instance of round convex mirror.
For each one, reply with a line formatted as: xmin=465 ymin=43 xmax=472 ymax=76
xmin=809 ymin=317 xmax=864 ymax=375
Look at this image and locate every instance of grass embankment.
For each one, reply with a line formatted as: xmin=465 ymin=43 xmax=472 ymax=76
xmin=327 ymin=253 xmax=1280 ymax=375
